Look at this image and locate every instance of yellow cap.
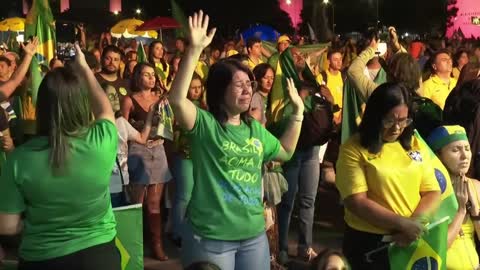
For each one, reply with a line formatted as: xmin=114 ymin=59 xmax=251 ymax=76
xmin=277 ymin=35 xmax=291 ymax=44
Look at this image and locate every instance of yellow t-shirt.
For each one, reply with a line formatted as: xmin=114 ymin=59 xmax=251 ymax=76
xmin=452 ymin=67 xmax=461 ymax=80
xmin=336 ymin=135 xmax=440 ymax=234
xmin=243 ymin=57 xmax=264 ymax=71
xmin=316 ymin=70 xmax=344 ymax=120
xmin=447 ymin=217 xmax=479 ymax=270
xmin=421 ymin=75 xmax=457 ymax=109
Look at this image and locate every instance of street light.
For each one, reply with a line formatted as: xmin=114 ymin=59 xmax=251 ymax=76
xmin=136 ymin=9 xmax=142 ymax=14
xmin=323 ymin=0 xmax=335 ymax=35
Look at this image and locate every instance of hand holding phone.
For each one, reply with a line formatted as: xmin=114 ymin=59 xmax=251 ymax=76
xmin=56 ymin=22 xmax=76 ymax=61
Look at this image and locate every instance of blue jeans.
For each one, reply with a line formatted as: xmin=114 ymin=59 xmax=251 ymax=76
xmin=278 ymin=146 xmax=320 ymax=253
xmin=181 ymin=223 xmax=270 ymax=270
xmin=171 ymin=156 xmax=194 ymax=239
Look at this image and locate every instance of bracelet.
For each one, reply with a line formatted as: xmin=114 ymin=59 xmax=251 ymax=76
xmin=290 ymin=114 xmax=304 ymax=122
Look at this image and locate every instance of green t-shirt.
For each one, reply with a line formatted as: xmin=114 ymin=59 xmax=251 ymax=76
xmin=0 ymin=119 xmax=118 ymax=261
xmin=187 ymin=109 xmax=281 ymax=240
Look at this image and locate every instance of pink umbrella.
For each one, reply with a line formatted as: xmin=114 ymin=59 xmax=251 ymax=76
xmin=136 ymin=17 xmax=181 ymax=41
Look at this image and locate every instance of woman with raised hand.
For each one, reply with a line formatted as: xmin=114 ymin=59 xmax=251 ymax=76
xmin=168 ymin=11 xmax=304 ymax=269
xmin=0 ymin=44 xmax=120 ymax=269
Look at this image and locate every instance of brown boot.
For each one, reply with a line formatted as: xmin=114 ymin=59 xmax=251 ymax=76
xmin=148 ymin=213 xmax=169 ymax=261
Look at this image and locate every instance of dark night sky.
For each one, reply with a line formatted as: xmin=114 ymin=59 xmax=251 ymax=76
xmin=1 ymin=0 xmax=449 ymax=36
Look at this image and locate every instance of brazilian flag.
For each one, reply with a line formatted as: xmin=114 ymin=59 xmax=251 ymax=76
xmin=340 ymin=69 xmax=387 ymax=143
xmin=414 ymin=130 xmax=458 ymax=222
xmin=113 ymin=204 xmax=144 ymax=270
xmin=25 ymin=0 xmax=56 ymax=67
xmin=389 ymin=216 xmax=449 ymax=270
xmin=267 ymin=47 xmax=317 ymax=128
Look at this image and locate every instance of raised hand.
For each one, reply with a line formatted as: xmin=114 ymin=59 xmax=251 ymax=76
xmin=21 ymin=37 xmax=39 ymax=56
xmin=286 ymin=78 xmax=304 ymax=115
xmin=388 ymin=26 xmax=402 ymax=51
xmin=73 ymin=43 xmax=88 ymax=70
xmin=388 ymin=26 xmax=398 ymax=44
xmin=188 ymin=10 xmax=217 ymax=50
xmin=454 ymin=174 xmax=469 ymax=208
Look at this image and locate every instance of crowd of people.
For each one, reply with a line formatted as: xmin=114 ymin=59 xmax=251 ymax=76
xmin=0 ymin=8 xmax=479 ymax=270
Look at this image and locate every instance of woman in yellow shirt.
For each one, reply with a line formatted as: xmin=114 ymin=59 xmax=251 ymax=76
xmin=336 ymin=82 xmax=441 ymax=269
xmin=426 ymin=125 xmax=479 ymax=270
xmin=148 ymin=41 xmax=170 ymax=91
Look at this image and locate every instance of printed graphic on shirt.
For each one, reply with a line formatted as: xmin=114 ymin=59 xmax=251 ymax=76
xmin=218 ymin=137 xmax=264 ymax=206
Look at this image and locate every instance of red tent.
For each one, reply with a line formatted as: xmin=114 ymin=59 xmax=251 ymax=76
xmin=136 ymin=17 xmax=180 ymax=31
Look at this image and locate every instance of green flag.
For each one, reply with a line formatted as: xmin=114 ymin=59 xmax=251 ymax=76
xmin=267 ymin=47 xmax=317 ymax=136
xmin=113 ymin=204 xmax=144 ymax=270
xmin=25 ymin=0 xmax=56 ymax=67
xmin=389 ymin=216 xmax=449 ymax=270
xmin=136 ymin=41 xmax=147 ymax=64
xmin=29 ymin=56 xmax=42 ymax=106
xmin=414 ymin=130 xmax=458 ymax=223
xmin=170 ymin=0 xmax=188 ymax=38
xmin=340 ymin=68 xmax=387 ymax=143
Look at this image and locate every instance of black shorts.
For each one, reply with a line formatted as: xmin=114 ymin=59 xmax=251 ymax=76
xmin=343 ymin=225 xmax=390 ymax=270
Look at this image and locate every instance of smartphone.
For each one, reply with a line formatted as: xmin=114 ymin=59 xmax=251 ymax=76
xmin=376 ymin=42 xmax=387 ymax=57
xmin=56 ymin=21 xmax=76 ymax=61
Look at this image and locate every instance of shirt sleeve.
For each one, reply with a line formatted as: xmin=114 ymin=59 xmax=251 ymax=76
xmin=0 ymin=155 xmax=25 ymax=213
xmin=335 ymin=138 xmax=369 ymax=199
xmin=117 ymin=117 xmax=140 ymax=141
xmin=250 ymin=93 xmax=263 ymax=111
xmin=186 ymin=107 xmax=212 ymax=139
xmin=87 ymin=119 xmax=118 ymax=160
xmin=347 ymin=47 xmax=378 ymax=100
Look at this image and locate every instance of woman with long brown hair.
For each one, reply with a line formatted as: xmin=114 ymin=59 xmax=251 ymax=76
xmin=121 ymin=62 xmax=172 ymax=261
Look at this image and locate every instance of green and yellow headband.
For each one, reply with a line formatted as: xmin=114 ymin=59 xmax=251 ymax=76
xmin=426 ymin=125 xmax=468 ymax=152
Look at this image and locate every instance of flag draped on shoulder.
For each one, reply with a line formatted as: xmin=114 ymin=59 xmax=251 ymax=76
xmin=267 ymin=47 xmax=317 ymax=136
xmin=389 ymin=216 xmax=449 ymax=270
xmin=414 ymin=130 xmax=458 ymax=222
xmin=25 ymin=0 xmax=56 ymax=67
xmin=340 ymin=68 xmax=387 ymax=143
xmin=170 ymin=0 xmax=188 ymax=38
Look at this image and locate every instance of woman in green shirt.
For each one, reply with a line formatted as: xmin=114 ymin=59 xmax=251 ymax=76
xmin=0 ymin=45 xmax=119 ymax=269
xmin=169 ymin=11 xmax=304 ymax=270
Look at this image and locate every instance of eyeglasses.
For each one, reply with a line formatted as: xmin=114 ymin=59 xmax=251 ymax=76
xmin=232 ymin=80 xmax=258 ymax=91
xmin=262 ymin=76 xmax=274 ymax=81
xmin=382 ymin=117 xmax=413 ymax=129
